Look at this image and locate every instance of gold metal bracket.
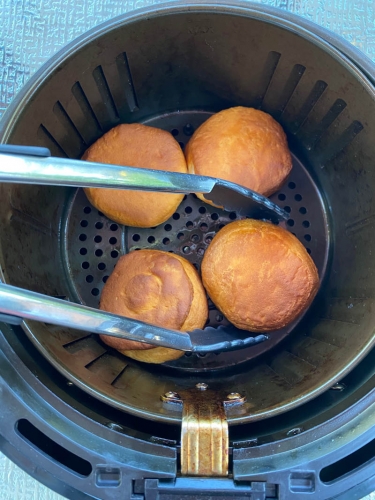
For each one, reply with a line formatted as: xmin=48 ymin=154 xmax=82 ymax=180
xmin=161 ymin=385 xmax=246 ymax=477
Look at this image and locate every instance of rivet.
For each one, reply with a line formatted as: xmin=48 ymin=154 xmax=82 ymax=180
xmin=287 ymin=427 xmax=303 ymax=436
xmin=164 ymin=391 xmax=180 ymax=399
xmin=331 ymin=382 xmax=346 ymax=391
xmin=196 ymin=382 xmax=208 ymax=391
xmin=106 ymin=422 xmax=124 ymax=432
xmin=226 ymin=392 xmax=242 ymax=400
xmin=182 ymin=246 xmax=190 ymax=254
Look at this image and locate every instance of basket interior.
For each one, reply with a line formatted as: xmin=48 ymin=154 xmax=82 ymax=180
xmin=1 ymin=9 xmax=375 ymax=424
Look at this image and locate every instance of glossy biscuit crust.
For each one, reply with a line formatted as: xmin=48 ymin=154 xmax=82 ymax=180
xmin=201 ymin=219 xmax=319 ymax=332
xmin=83 ymin=123 xmax=187 ymax=227
xmin=185 ymin=107 xmax=292 ymax=204
xmin=99 ymin=249 xmax=208 ymax=363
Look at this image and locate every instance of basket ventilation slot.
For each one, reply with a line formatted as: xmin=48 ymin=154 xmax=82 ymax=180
xmin=274 ymin=63 xmax=306 ymax=119
xmin=254 ymin=50 xmax=281 ymax=109
xmin=290 ymin=80 xmax=328 ymax=134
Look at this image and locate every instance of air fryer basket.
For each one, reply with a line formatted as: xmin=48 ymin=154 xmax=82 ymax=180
xmin=1 ymin=1 xmax=375 ymax=429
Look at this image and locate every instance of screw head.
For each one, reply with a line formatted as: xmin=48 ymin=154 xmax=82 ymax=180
xmin=331 ymin=382 xmax=346 ymax=391
xmin=106 ymin=422 xmax=124 ymax=432
xmin=287 ymin=427 xmax=303 ymax=436
xmin=66 ymin=381 xmax=74 ymax=387
xmin=226 ymin=392 xmax=242 ymax=400
xmin=196 ymin=382 xmax=208 ymax=391
xmin=164 ymin=391 xmax=180 ymax=399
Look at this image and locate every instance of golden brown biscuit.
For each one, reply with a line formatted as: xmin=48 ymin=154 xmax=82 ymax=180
xmin=185 ymin=107 xmax=292 ymax=204
xmin=201 ymin=219 xmax=319 ymax=332
xmin=99 ymin=249 xmax=208 ymax=363
xmin=83 ymin=124 xmax=187 ymax=227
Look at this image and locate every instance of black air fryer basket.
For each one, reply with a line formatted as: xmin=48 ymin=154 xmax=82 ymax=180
xmin=1 ymin=2 xmax=375 ymax=499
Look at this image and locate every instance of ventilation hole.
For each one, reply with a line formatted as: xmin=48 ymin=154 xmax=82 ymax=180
xmin=163 ymin=238 xmax=170 ymax=245
xmin=193 ymin=263 xmax=198 ymax=269
xmin=169 ymin=250 xmax=174 ymax=253
xmin=278 ymin=193 xmax=286 ymax=201
xmin=302 ymin=221 xmax=310 ymax=228
xmin=211 ymin=213 xmax=219 ymax=221
xmin=111 ymin=250 xmax=119 ymax=258
xmin=164 ymin=224 xmax=172 ymax=231
xmin=91 ymin=288 xmax=100 ymax=296
xmin=185 ymin=206 xmax=193 ymax=214
xmin=287 ymin=219 xmax=295 ymax=227
xmin=179 ymin=142 xmax=184 ymax=149
xmin=79 ymin=234 xmax=87 ymax=242
xmin=109 ymin=237 xmax=117 ymax=244
xmin=98 ymin=211 xmax=104 ymax=217
xmin=177 ymin=232 xmax=184 ymax=240
xmin=294 ymin=194 xmax=302 ymax=202
xmin=110 ymin=224 xmax=118 ymax=231
xmin=306 ymin=248 xmax=311 ymax=254
xmin=17 ymin=419 xmax=92 ymax=477
xmin=80 ymin=220 xmax=88 ymax=228
xmin=86 ymin=275 xmax=94 ymax=283
xmin=95 ymin=221 xmax=103 ymax=229
xmin=304 ymin=234 xmax=312 ymax=242
xmin=205 ymin=236 xmax=213 ymax=244
xmin=186 ymin=221 xmax=194 ymax=229
xmin=183 ymin=195 xmax=187 ymax=201
xmin=173 ymin=213 xmax=180 ymax=220
xmin=185 ymin=352 xmax=192 ymax=357
xmin=94 ymin=235 xmax=102 ymax=243
xmin=83 ymin=206 xmax=91 ymax=214
xmin=171 ymin=128 xmax=179 ymax=136
xmin=183 ymin=124 xmax=194 ymax=136
xmin=98 ymin=262 xmax=106 ymax=271
xmin=182 ymin=246 xmax=190 ymax=254
xmin=148 ymin=236 xmax=156 ymax=244
xmin=80 ymin=248 xmax=87 ymax=255
xmin=284 ymin=206 xmax=291 ymax=213
xmin=95 ymin=249 xmax=103 ymax=257
xmin=103 ymin=275 xmax=109 ymax=283
xmin=216 ymin=314 xmax=224 ymax=322
xmin=191 ymin=234 xmax=200 ymax=243
xmin=218 ymin=224 xmax=225 ymax=230
xmin=299 ymin=207 xmax=307 ymax=214
xmin=288 ymin=182 xmax=296 ymax=189
xmin=197 ymin=248 xmax=205 ymax=256
xmin=200 ymin=223 xmax=208 ymax=232
xmin=198 ymin=353 xmax=207 ymax=357
xmin=132 ymin=234 xmax=140 ymax=242
xmin=198 ymin=206 xmax=206 ymax=214
xmin=82 ymin=262 xmax=90 ymax=269
xmin=229 ymin=212 xmax=237 ymax=220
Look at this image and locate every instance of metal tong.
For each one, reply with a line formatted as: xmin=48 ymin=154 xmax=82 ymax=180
xmin=0 ymin=143 xmax=285 ymax=352
xmin=0 ymin=144 xmax=288 ymax=221
xmin=0 ymin=284 xmax=268 ymax=353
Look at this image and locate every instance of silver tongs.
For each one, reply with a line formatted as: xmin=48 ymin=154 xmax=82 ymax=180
xmin=0 ymin=144 xmax=288 ymax=221
xmin=0 ymin=143 xmax=285 ymax=352
xmin=0 ymin=284 xmax=268 ymax=353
